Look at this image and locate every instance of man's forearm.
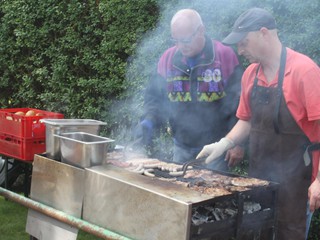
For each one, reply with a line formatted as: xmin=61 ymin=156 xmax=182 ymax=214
xmin=226 ymin=119 xmax=251 ymax=146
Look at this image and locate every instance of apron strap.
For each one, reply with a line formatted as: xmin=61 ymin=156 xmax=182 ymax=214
xmin=303 ymin=143 xmax=320 ymax=166
xmin=273 ymin=45 xmax=287 ymax=134
xmin=250 ymin=65 xmax=260 ymax=99
xmin=308 ymin=143 xmax=320 ymax=152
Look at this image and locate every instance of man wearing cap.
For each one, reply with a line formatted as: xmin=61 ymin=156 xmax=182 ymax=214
xmin=197 ymin=7 xmax=320 ymax=240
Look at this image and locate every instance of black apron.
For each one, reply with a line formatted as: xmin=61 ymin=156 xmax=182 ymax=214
xmin=249 ymin=46 xmax=312 ymax=240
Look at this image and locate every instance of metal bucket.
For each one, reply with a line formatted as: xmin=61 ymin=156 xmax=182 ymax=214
xmin=40 ymin=119 xmax=107 ymax=160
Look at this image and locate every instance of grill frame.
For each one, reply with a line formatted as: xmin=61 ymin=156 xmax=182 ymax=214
xmin=82 ymin=164 xmax=279 ymax=240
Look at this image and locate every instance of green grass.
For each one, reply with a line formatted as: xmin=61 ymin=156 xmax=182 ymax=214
xmin=0 ymin=195 xmax=104 ymax=240
xmin=0 ymin=196 xmax=29 ymax=240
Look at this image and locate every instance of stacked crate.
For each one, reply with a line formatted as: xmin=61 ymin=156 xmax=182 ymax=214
xmin=0 ymin=108 xmax=64 ymax=161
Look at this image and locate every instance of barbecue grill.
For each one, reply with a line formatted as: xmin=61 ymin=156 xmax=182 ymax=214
xmin=83 ymin=164 xmax=279 ymax=240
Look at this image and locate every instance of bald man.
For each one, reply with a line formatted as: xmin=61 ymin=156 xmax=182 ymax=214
xmin=137 ymin=9 xmax=244 ymax=171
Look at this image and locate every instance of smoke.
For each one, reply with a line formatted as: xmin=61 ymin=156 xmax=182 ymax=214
xmin=113 ymin=0 xmax=320 ymax=155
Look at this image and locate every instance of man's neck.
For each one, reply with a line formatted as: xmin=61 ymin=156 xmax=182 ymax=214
xmin=261 ymin=42 xmax=283 ymax=82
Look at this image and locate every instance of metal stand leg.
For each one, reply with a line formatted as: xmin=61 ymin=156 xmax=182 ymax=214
xmin=24 ymin=163 xmax=32 ymax=197
xmin=4 ymin=156 xmax=8 ymax=190
xmin=1 ymin=156 xmax=31 ymax=197
xmin=3 ymin=157 xmax=8 ymax=201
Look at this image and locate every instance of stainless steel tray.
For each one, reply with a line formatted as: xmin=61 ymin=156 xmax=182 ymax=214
xmin=40 ymin=119 xmax=107 ymax=160
xmin=54 ymin=132 xmax=114 ymax=168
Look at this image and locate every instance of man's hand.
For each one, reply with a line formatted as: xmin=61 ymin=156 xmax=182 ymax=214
xmin=225 ymin=145 xmax=245 ymax=167
xmin=196 ymin=137 xmax=235 ymax=164
xmin=309 ymin=175 xmax=320 ymax=212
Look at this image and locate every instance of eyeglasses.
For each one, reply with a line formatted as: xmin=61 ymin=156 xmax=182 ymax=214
xmin=171 ymin=25 xmax=201 ymax=45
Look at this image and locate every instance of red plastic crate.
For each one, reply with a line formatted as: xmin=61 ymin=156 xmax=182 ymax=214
xmin=0 ymin=108 xmax=64 ymax=138
xmin=0 ymin=133 xmax=45 ymax=161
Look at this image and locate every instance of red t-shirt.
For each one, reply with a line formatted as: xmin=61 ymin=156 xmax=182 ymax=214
xmin=237 ymin=48 xmax=320 ymax=181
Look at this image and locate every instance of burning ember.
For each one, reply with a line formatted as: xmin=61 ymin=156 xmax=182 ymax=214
xmin=192 ymin=200 xmax=264 ymax=225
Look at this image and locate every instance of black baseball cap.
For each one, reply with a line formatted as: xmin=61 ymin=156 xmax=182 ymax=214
xmin=222 ymin=8 xmax=276 ymax=45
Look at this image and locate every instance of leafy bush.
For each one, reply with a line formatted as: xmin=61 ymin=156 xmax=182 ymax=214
xmin=0 ymin=0 xmax=160 ymax=132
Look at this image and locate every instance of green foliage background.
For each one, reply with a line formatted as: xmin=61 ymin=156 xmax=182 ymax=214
xmin=0 ymin=0 xmax=320 ymax=238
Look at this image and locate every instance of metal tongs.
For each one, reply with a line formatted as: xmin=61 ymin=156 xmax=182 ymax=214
xmin=153 ymin=157 xmax=206 ymax=178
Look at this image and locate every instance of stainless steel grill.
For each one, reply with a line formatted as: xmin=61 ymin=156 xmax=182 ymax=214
xmin=27 ymin=153 xmax=279 ymax=240
xmin=82 ymin=164 xmax=279 ymax=240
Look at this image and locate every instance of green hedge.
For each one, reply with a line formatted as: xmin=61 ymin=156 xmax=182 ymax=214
xmin=0 ymin=0 xmax=160 ymax=130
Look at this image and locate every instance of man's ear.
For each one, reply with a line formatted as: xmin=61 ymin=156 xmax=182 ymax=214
xmin=259 ymin=27 xmax=270 ymax=37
